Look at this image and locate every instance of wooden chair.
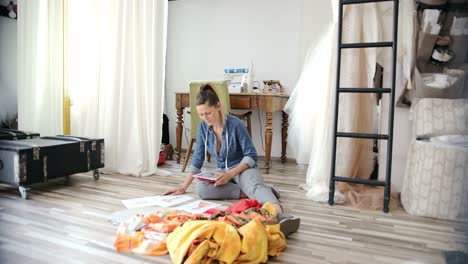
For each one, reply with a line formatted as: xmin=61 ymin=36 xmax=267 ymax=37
xmin=182 ymin=81 xmax=252 ymax=172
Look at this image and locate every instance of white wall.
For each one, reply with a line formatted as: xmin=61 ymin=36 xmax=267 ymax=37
xmin=165 ymin=0 xmax=331 ymax=159
xmin=0 ymin=14 xmax=17 ymax=122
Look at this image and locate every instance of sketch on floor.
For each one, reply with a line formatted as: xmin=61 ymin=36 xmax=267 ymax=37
xmin=121 ymin=195 xmax=194 ymax=209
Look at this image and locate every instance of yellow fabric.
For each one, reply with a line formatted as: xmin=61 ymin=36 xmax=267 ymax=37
xmin=189 ymin=81 xmax=231 ymax=139
xmin=236 ymin=218 xmax=269 ymax=263
xmin=166 ymin=220 xmax=241 ymax=264
xmin=261 ymin=202 xmax=278 ymax=217
xmin=184 ymin=239 xmax=218 ymax=264
xmin=166 ymin=213 xmax=286 ymax=263
xmin=254 ymin=202 xmax=286 ymax=256
xmin=265 ymin=223 xmax=286 ymax=256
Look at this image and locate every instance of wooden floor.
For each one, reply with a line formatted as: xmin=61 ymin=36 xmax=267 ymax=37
xmin=0 ymin=158 xmax=467 ymax=264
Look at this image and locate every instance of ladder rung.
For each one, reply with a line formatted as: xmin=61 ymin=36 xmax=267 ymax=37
xmin=342 ymin=0 xmax=393 ymax=5
xmin=341 ymin=42 xmax=393 ymax=49
xmin=336 ymin=132 xmax=389 ymax=140
xmin=338 ymin=88 xmax=391 ymax=93
xmin=333 ymin=176 xmax=387 ymax=186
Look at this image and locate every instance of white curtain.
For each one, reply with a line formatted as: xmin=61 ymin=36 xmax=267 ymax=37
xmin=293 ymin=20 xmax=339 ymax=202
xmin=17 ymin=0 xmax=64 ymax=136
xmin=68 ymin=0 xmax=168 ymax=176
xmin=286 ymin=0 xmax=415 ymax=205
xmin=284 ymin=0 xmax=343 ymax=202
xmin=284 ymin=1 xmax=336 ymax=165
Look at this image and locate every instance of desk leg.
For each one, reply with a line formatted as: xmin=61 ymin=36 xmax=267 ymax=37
xmin=176 ymin=107 xmax=184 ymax=163
xmin=264 ymin=112 xmax=273 ymax=174
xmin=281 ymin=111 xmax=288 ymax=163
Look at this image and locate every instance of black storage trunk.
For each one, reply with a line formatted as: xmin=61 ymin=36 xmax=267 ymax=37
xmin=55 ymin=135 xmax=105 ymax=171
xmin=0 ymin=137 xmax=103 ymax=199
xmin=0 ymin=138 xmax=80 ymax=180
xmin=0 ymin=128 xmax=40 ymax=140
xmin=0 ymin=131 xmax=14 ymax=140
xmin=41 ymin=136 xmax=91 ymax=173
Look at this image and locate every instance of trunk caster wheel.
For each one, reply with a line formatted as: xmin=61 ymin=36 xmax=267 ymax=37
xmin=19 ymin=186 xmax=30 ymax=200
xmin=93 ymin=169 xmax=100 ymax=180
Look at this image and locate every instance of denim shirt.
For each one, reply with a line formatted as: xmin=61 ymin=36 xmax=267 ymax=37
xmin=188 ymin=115 xmax=258 ymax=175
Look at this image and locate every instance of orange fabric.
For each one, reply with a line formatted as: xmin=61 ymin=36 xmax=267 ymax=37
xmin=113 ymin=211 xmax=193 ymax=256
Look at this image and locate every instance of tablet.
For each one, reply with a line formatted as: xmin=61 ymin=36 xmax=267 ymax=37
xmin=193 ymin=170 xmax=222 ymax=182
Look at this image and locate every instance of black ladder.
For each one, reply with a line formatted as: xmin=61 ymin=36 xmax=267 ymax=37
xmin=328 ymin=0 xmax=399 ymax=213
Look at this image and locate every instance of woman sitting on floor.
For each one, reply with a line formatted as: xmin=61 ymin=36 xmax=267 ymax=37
xmin=164 ymin=83 xmax=300 ymax=236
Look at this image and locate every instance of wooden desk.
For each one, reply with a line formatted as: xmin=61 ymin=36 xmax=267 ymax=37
xmin=175 ymin=92 xmax=289 ymax=174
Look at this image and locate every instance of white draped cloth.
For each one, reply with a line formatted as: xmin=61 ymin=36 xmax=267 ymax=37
xmin=284 ymin=9 xmax=340 ymax=202
xmin=285 ymin=0 xmax=415 ymax=207
xmin=17 ymin=0 xmax=64 ymax=136
xmin=68 ymin=0 xmax=168 ymax=176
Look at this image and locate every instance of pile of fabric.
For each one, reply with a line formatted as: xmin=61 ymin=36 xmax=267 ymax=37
xmin=113 ymin=200 xmax=286 ymax=263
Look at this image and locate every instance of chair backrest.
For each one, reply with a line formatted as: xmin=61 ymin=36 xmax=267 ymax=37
xmin=189 ymin=81 xmax=231 ymax=139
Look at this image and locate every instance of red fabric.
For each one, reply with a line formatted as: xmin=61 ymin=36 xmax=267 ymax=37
xmin=203 ymin=208 xmax=222 ymax=215
xmin=157 ymin=151 xmax=167 ymax=165
xmin=225 ymin=199 xmax=262 ymax=214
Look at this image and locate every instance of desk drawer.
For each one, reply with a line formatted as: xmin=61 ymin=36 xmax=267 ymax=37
xmin=230 ymin=96 xmax=251 ymax=109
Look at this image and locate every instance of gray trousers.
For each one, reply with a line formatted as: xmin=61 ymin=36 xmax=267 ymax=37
xmin=195 ymin=167 xmax=279 ymax=205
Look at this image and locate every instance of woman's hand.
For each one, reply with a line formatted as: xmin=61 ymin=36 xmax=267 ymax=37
xmin=214 ymin=171 xmax=232 ymax=187
xmin=164 ymin=173 xmax=194 ymax=195
xmin=163 ymin=186 xmax=186 ymax=195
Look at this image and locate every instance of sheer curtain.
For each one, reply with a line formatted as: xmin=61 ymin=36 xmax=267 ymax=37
xmin=284 ymin=1 xmax=335 ymax=165
xmin=68 ymin=0 xmax=168 ymax=176
xmin=17 ymin=0 xmax=64 ymax=136
xmin=302 ymin=22 xmax=340 ymax=202
xmin=284 ymin=1 xmax=339 ymax=201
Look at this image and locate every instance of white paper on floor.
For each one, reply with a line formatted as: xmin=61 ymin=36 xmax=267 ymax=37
xmin=121 ymin=194 xmax=194 ymax=209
